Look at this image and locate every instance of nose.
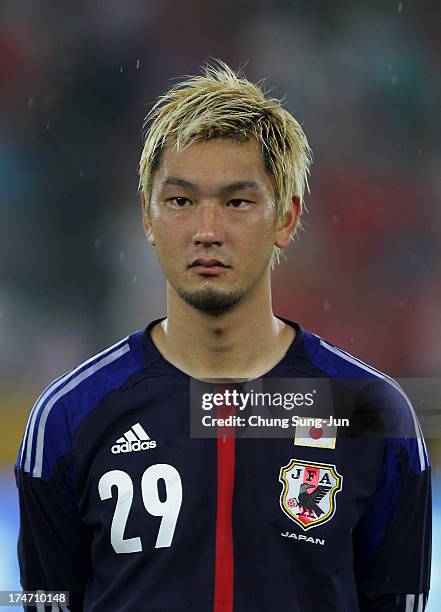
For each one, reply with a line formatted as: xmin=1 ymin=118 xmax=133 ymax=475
xmin=192 ymin=202 xmax=224 ymax=247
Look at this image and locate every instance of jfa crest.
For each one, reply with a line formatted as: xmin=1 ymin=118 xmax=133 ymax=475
xmin=279 ymin=459 xmax=343 ymax=530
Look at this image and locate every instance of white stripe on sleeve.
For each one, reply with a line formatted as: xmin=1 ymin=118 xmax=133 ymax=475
xmin=32 ymin=342 xmax=130 ymax=478
xmin=318 ymin=338 xmax=427 ymax=472
xmin=22 ymin=336 xmax=128 ymax=473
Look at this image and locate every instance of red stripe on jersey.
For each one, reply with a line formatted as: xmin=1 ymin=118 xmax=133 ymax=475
xmin=214 ymin=388 xmax=236 ymax=612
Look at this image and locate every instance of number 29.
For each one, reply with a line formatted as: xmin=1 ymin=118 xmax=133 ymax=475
xmin=98 ymin=464 xmax=182 ymax=553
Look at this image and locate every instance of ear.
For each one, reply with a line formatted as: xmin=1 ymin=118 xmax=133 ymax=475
xmin=275 ymin=196 xmax=301 ymax=249
xmin=141 ymin=192 xmax=156 ymax=246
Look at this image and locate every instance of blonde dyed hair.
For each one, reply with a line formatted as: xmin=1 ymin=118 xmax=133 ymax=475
xmin=139 ymin=60 xmax=312 ymax=265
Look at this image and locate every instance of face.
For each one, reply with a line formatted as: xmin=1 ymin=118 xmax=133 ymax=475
xmin=143 ymin=137 xmax=298 ymax=313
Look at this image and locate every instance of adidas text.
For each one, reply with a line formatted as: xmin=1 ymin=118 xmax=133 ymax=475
xmin=111 ymin=440 xmax=157 ymax=454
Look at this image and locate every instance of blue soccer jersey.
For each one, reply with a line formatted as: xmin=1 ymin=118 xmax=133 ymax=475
xmin=15 ymin=318 xmax=431 ymax=611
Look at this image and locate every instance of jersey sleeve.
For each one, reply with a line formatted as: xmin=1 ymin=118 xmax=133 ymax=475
xmin=353 ymin=380 xmax=431 ymax=611
xmin=15 ymin=394 xmax=91 ymax=612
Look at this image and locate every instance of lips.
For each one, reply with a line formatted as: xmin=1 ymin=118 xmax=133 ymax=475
xmin=190 ymin=258 xmax=229 ymax=276
xmin=191 ymin=258 xmax=227 ymax=268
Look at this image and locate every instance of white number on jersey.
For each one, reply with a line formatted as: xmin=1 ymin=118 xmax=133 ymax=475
xmin=141 ymin=463 xmax=183 ymax=549
xmin=98 ymin=464 xmax=182 ymax=554
xmin=98 ymin=470 xmax=142 ymax=553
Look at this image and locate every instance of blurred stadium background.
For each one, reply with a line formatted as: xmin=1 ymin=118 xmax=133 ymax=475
xmin=0 ymin=1 xmax=440 ymax=609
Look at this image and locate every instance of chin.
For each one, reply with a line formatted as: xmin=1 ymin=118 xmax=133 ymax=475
xmin=177 ymin=286 xmax=245 ymax=313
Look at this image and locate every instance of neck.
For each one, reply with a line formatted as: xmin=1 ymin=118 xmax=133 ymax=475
xmin=150 ymin=275 xmax=295 ymax=379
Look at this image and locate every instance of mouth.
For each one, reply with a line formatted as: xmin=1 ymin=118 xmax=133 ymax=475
xmin=189 ymin=258 xmax=230 ymax=276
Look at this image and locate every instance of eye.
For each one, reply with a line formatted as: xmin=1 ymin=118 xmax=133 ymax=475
xmin=166 ymin=197 xmax=191 ymax=208
xmin=227 ymin=199 xmax=252 ymax=208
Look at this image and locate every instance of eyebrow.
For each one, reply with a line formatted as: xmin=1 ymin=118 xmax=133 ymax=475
xmin=158 ymin=177 xmax=264 ymax=196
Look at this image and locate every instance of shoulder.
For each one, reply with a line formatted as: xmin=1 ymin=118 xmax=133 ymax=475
xmin=302 ymin=328 xmax=429 ymax=472
xmin=302 ymin=328 xmax=388 ymax=380
xmin=17 ymin=330 xmax=145 ymax=480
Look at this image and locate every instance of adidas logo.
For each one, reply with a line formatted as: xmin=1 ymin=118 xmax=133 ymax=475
xmin=111 ymin=423 xmax=157 ymax=454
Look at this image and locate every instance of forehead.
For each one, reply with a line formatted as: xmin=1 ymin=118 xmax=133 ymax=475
xmin=152 ymin=137 xmax=274 ymax=194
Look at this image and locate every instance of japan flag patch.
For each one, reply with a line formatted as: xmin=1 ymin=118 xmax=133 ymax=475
xmin=294 ymin=420 xmax=337 ymax=449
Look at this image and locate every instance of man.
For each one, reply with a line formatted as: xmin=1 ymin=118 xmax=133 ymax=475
xmin=16 ymin=61 xmax=431 ymax=611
